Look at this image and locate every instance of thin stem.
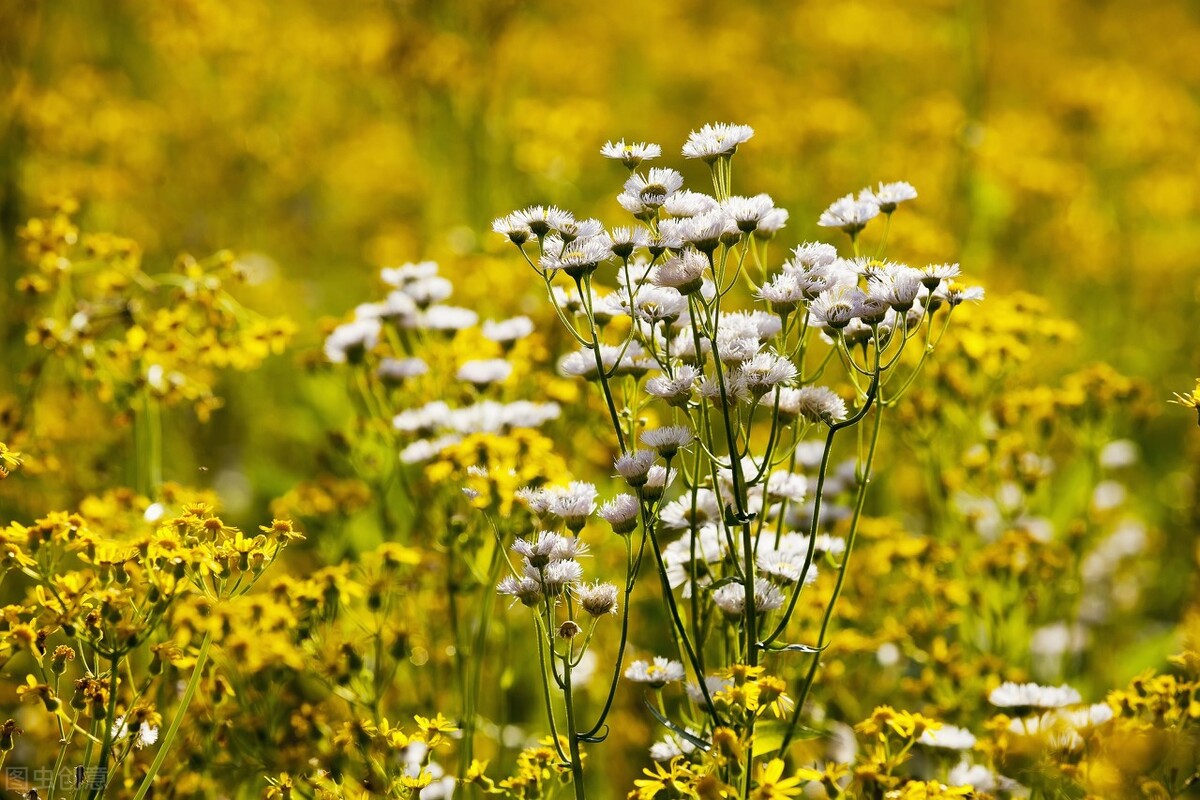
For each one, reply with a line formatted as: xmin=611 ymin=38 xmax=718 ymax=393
xmin=84 ymin=651 xmax=122 ymax=800
xmin=131 ymin=631 xmax=213 ymax=800
xmin=562 ymin=658 xmax=586 ymax=800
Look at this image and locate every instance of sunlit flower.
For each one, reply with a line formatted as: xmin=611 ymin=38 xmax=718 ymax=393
xmin=639 ymin=426 xmax=693 ymax=458
xmin=594 ymin=496 xmax=638 ymax=538
xmin=817 ymin=193 xmax=880 ymax=236
xmin=682 ymin=122 xmax=755 ymax=162
xmin=576 ymin=582 xmax=619 ymax=617
xmin=600 ymin=139 xmax=662 ymax=170
xmin=456 ymin=359 xmax=512 ymax=387
xmin=625 ymin=657 xmax=685 ymax=688
xmin=859 ymin=181 xmax=917 ymax=213
xmin=918 ymin=724 xmax=977 ymax=750
xmin=988 ymin=682 xmax=1082 ymax=709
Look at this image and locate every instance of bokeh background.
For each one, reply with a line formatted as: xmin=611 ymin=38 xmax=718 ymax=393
xmin=1 ymin=0 xmax=1199 ymax=794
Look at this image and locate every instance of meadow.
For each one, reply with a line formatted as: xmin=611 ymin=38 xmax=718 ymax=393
xmin=0 ymin=1 xmax=1199 ymax=798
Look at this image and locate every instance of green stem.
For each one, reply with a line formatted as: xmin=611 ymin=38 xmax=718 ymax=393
xmin=85 ymin=651 xmax=122 ymax=800
xmin=562 ymin=658 xmax=586 ymax=800
xmin=131 ymin=631 xmax=212 ymax=800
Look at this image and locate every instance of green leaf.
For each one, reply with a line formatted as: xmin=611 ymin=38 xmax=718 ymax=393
xmin=753 ymin=720 xmax=822 ymax=755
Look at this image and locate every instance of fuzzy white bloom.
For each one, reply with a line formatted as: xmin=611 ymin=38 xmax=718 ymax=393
xmin=559 ymin=343 xmax=650 ymax=379
xmin=576 ymin=581 xmax=620 ymax=617
xmin=378 ymin=357 xmax=429 ymax=383
xmin=633 ymin=286 xmax=688 ymax=324
xmin=514 ymin=205 xmax=575 ymax=237
xmin=393 ymin=401 xmax=453 ymax=435
xmin=722 ymin=194 xmax=777 ymax=233
xmin=919 ymin=724 xmax=977 ymax=750
xmin=497 ymin=574 xmax=543 ymax=607
xmin=1099 ymin=439 xmax=1139 ymax=469
xmin=679 ymin=209 xmax=737 ymax=252
xmin=512 ymin=531 xmax=588 ymax=565
xmin=809 ymin=287 xmax=860 ymax=330
xmin=539 ymin=234 xmax=612 ymax=277
xmin=682 ymin=122 xmax=755 ymax=162
xmin=653 ymin=250 xmax=708 ymax=295
xmin=918 ymin=262 xmax=961 ymax=289
xmin=381 ymin=261 xmax=440 ymax=287
xmin=492 ymin=212 xmax=533 ymax=245
xmin=645 ymin=366 xmax=698 ymax=406
xmin=379 ymin=291 xmax=418 ymax=322
xmin=642 ymin=465 xmax=677 ymax=500
xmin=817 ymin=193 xmax=880 ymax=234
xmin=947 ymin=762 xmax=996 ymax=791
xmin=625 ymin=656 xmax=686 ymax=687
xmin=414 ymin=305 xmax=478 ymax=331
xmin=736 ymin=351 xmax=798 ymax=396
xmin=601 ymin=140 xmax=662 ymax=169
xmin=606 ymin=226 xmax=652 ymax=259
xmin=624 ymin=168 xmax=685 ymax=210
xmin=456 ymin=359 xmax=512 ymax=386
xmin=482 ymin=316 xmax=535 ymax=345
xmin=780 ymin=386 xmax=848 ymax=425
xmin=686 ymin=676 xmax=733 ymax=704
xmin=757 ymin=272 xmax=806 ymax=311
xmin=788 ymin=242 xmax=839 ymax=270
xmin=545 ymin=482 xmax=598 ymax=527
xmin=640 ymin=426 xmax=694 ymax=457
xmin=324 ymin=318 xmax=382 ymax=364
xmin=112 ymin=715 xmax=160 ymax=749
xmin=859 ymin=181 xmax=917 ymax=213
xmin=664 ymin=190 xmax=720 ymax=218
xmin=649 ymin=730 xmax=699 ymax=762
xmin=553 ymin=285 xmax=585 ymax=314
xmin=658 ymin=489 xmax=721 ymax=532
xmin=615 ymin=450 xmax=657 ymax=486
xmin=699 ymin=372 xmax=751 ymax=405
xmin=534 ymin=559 xmax=585 ymax=593
xmin=399 ymin=435 xmax=461 ymax=464
xmin=754 ymin=207 xmax=789 ymax=238
xmin=662 ymin=525 xmax=727 ymax=588
xmin=598 ymin=493 xmax=641 ymax=534
xmin=1059 ymin=703 xmax=1115 ymax=730
xmin=440 ymin=400 xmax=559 ymax=434
xmin=989 ymin=682 xmax=1082 ymax=709
xmin=756 ymin=549 xmax=818 ymax=585
xmin=403 ymin=276 xmax=454 ymax=307
xmin=764 ymin=470 xmax=807 ymax=503
xmin=712 ymin=578 xmax=785 ymax=619
xmin=878 ymin=266 xmax=925 ymax=311
xmin=937 ymin=282 xmax=986 ymax=307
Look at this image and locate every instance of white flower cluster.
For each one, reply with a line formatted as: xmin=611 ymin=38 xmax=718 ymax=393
xmin=324 ymin=262 xmax=482 ymax=364
xmin=490 ymin=123 xmax=981 ymax=752
xmin=993 ymin=682 xmax=1115 ymax=756
xmin=394 ymin=400 xmax=561 ymax=464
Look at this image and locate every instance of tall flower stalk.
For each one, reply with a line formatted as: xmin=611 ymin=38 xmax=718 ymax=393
xmin=491 ymin=123 xmax=981 ymax=793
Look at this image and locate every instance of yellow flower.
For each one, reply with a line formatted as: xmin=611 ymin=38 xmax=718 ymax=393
xmin=630 ymin=759 xmax=697 ymax=800
xmin=751 ymin=759 xmax=818 ymax=800
xmin=413 ymin=713 xmax=457 ymax=748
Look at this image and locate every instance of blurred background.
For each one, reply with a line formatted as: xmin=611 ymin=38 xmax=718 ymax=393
xmin=1 ymin=0 xmax=1199 ymax=791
